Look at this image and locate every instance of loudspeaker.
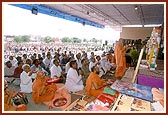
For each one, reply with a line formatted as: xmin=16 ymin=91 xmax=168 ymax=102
xmin=32 ymin=6 xmax=38 ymax=15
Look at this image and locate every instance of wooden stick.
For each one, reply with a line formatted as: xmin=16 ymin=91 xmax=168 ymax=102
xmin=132 ymin=46 xmax=145 ymax=83
xmin=110 ymin=93 xmax=122 ymax=111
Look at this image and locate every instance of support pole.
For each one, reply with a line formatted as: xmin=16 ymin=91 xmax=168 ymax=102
xmin=132 ymin=46 xmax=145 ymax=83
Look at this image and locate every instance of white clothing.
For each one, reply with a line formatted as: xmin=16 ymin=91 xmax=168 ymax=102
xmin=89 ymin=61 xmax=97 ymax=72
xmin=64 ymin=68 xmax=84 ymax=92
xmin=49 ymin=58 xmax=55 ymax=69
xmin=97 ymin=60 xmax=107 ymax=74
xmin=65 ymin=62 xmax=70 ymax=73
xmin=22 ymin=58 xmax=27 ymax=64
xmin=6 ymin=58 xmax=17 ymax=66
xmin=76 ymin=59 xmax=82 ymax=69
xmin=4 ymin=77 xmax=15 ymax=83
xmin=50 ymin=64 xmax=62 ymax=78
xmin=4 ymin=66 xmax=15 ymax=77
xmin=13 ymin=78 xmax=21 ymax=85
xmin=101 ymin=57 xmax=111 ymax=71
xmin=13 ymin=61 xmax=19 ymax=68
xmin=20 ymin=71 xmax=33 ymax=93
xmin=4 ymin=66 xmax=15 ymax=82
xmin=43 ymin=57 xmax=51 ymax=68
xmin=30 ymin=65 xmax=48 ymax=76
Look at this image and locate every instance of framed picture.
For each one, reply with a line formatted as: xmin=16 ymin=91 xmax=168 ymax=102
xmin=111 ymin=80 xmax=153 ymax=102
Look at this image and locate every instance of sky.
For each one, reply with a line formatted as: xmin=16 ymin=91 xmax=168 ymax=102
xmin=3 ymin=3 xmax=120 ymax=41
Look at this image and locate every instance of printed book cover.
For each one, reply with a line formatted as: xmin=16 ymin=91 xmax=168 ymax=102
xmin=111 ymin=80 xmax=153 ymax=102
xmin=113 ymin=94 xmax=151 ymax=111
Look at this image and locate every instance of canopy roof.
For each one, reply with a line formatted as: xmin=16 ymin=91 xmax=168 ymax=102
xmin=10 ymin=3 xmax=164 ymax=30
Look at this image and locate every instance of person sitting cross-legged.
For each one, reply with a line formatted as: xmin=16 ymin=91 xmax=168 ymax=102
xmin=32 ymin=71 xmax=71 ymax=110
xmin=32 ymin=71 xmax=57 ymax=104
xmin=64 ymin=60 xmax=84 ymax=93
xmin=85 ymin=65 xmax=108 ymax=97
xmin=50 ymin=59 xmax=65 ymax=83
xmin=20 ymin=64 xmax=34 ymax=93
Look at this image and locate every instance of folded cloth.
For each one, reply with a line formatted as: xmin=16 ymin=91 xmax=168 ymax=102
xmin=103 ymin=87 xmax=119 ymax=97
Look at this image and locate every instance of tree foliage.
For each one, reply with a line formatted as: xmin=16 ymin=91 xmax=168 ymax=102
xmin=61 ymin=37 xmax=82 ymax=43
xmin=72 ymin=37 xmax=81 ymax=43
xmin=14 ymin=35 xmax=31 ymax=43
xmin=61 ymin=37 xmax=72 ymax=43
xmin=43 ymin=36 xmax=53 ymax=43
xmin=91 ymin=38 xmax=98 ymax=43
xmin=83 ymin=38 xmax=88 ymax=42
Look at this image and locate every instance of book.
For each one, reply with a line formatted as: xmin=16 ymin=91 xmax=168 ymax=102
xmin=113 ymin=94 xmax=151 ymax=111
xmin=111 ymin=80 xmax=153 ymax=102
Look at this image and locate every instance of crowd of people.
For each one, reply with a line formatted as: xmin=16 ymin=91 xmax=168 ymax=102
xmin=4 ymin=38 xmax=143 ymax=111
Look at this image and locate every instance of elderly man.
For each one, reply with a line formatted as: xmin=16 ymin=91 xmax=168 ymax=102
xmin=20 ymin=64 xmax=34 ymax=93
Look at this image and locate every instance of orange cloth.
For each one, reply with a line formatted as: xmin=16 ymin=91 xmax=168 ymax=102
xmin=85 ymin=72 xmax=105 ymax=97
xmin=114 ymin=41 xmax=126 ymax=78
xmin=4 ymin=91 xmax=16 ymax=111
xmin=4 ymin=104 xmax=16 ymax=111
xmin=16 ymin=104 xmax=27 ymax=111
xmin=32 ymin=76 xmax=57 ymax=104
xmin=43 ymin=84 xmax=71 ymax=110
xmin=108 ymin=54 xmax=115 ymax=63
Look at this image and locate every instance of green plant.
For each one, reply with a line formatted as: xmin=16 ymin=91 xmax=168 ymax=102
xmin=129 ymin=49 xmax=139 ymax=67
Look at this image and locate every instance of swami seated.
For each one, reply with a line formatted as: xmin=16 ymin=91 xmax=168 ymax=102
xmin=32 ymin=71 xmax=71 ymax=109
xmin=32 ymin=71 xmax=57 ymax=104
xmin=85 ymin=65 xmax=108 ymax=98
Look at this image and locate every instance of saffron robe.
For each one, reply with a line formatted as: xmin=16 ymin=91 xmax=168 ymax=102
xmin=32 ymin=76 xmax=57 ymax=104
xmin=85 ymin=72 xmax=105 ymax=97
xmin=114 ymin=42 xmax=126 ymax=78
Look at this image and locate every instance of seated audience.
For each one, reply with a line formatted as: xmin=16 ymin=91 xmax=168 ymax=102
xmin=31 ymin=59 xmax=48 ymax=76
xmin=50 ymin=59 xmax=65 ymax=83
xmin=64 ymin=60 xmax=84 ymax=93
xmin=20 ymin=64 xmax=34 ymax=93
xmin=89 ymin=57 xmax=97 ymax=72
xmin=96 ymin=55 xmax=106 ymax=77
xmin=13 ymin=60 xmax=24 ymax=85
xmin=4 ymin=61 xmax=15 ymax=83
xmin=81 ymin=58 xmax=90 ymax=85
xmin=65 ymin=56 xmax=75 ymax=74
xmin=76 ymin=53 xmax=82 ymax=69
xmin=38 ymin=57 xmax=46 ymax=70
xmin=25 ymin=58 xmax=32 ymax=66
xmin=6 ymin=55 xmax=17 ymax=67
